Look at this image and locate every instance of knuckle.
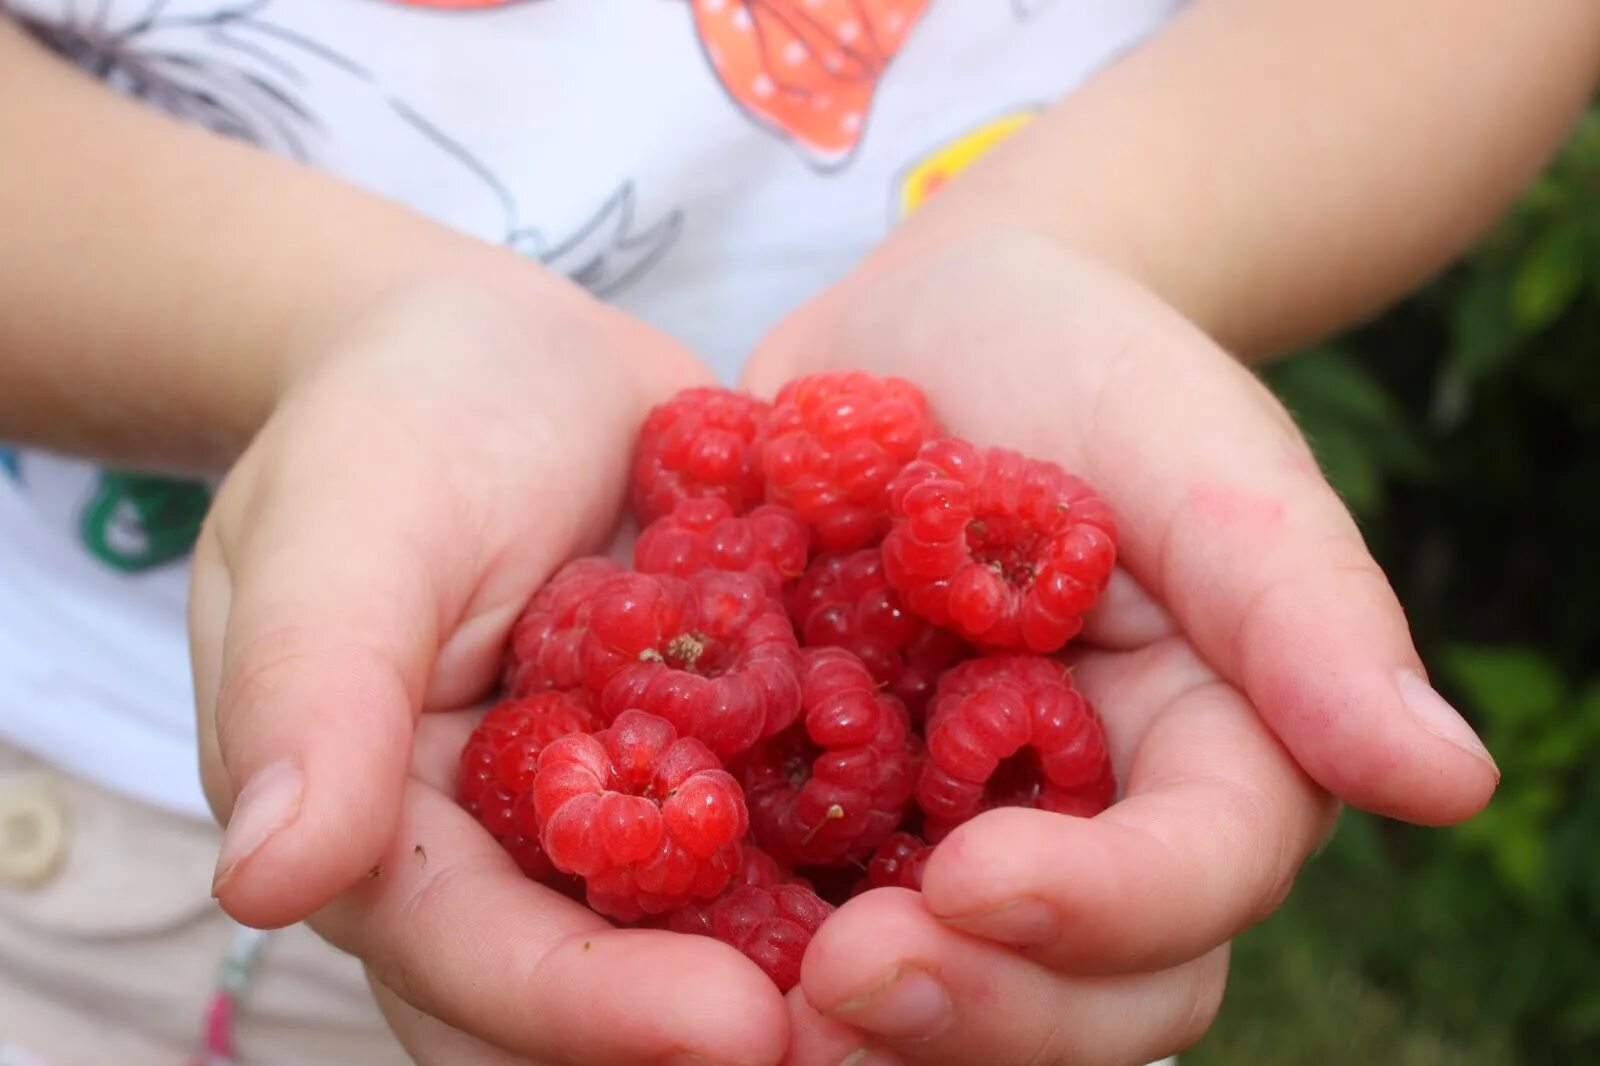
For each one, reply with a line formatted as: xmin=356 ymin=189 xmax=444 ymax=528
xmin=215 ymin=624 xmax=321 ymax=714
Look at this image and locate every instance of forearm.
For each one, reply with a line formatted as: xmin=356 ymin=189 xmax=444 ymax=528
xmin=0 ymin=20 xmax=556 ymax=470
xmin=880 ymin=0 xmax=1600 ymax=361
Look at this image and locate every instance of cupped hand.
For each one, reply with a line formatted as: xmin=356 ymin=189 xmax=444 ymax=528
xmin=188 ymin=271 xmax=788 ymax=1065
xmin=781 ymin=614 xmax=1329 ymax=1066
xmin=746 ymin=228 xmax=1497 ymax=826
xmin=741 ymin=230 xmax=1499 ymax=1063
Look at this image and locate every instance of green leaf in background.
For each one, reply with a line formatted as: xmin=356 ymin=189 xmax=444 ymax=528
xmin=1264 ymin=346 xmax=1429 ymax=514
xmin=1449 ymin=263 xmax=1520 ymax=382
xmin=1512 ymin=224 xmax=1586 ymax=331
xmin=1440 ymin=644 xmax=1565 ymax=734
xmin=1270 ymin=345 xmax=1401 ymax=426
xmin=1523 ymin=682 xmax=1600 ymax=771
xmin=1302 ymin=428 xmax=1381 ymax=513
xmin=1451 ymin=781 xmax=1558 ymax=902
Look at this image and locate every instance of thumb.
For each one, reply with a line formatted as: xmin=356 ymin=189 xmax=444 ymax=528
xmin=190 ymin=454 xmax=449 ymax=928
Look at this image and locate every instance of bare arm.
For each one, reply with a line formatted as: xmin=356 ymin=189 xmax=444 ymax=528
xmin=0 ymin=19 xmax=557 ymax=470
xmin=882 ymin=0 xmax=1600 ymax=361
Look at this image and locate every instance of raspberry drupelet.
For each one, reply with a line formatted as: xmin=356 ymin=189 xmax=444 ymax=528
xmin=578 ymin=569 xmax=803 ymax=758
xmin=457 ymin=690 xmax=600 ymax=880
xmin=736 ymin=647 xmax=916 ymax=867
xmin=535 ymin=709 xmax=748 ymax=921
xmin=883 ymin=438 xmax=1118 ymax=652
xmin=861 ymin=831 xmax=933 ymax=892
xmin=787 ymin=548 xmax=969 ymax=716
xmin=632 ymin=387 xmax=770 ymax=524
xmin=666 ymin=883 xmax=833 ymax=992
xmin=760 ymin=371 xmax=941 ymax=552
xmin=504 ymin=556 xmax=623 ymax=697
xmin=917 ymin=656 xmax=1115 ymax=839
xmin=635 ymin=497 xmax=809 ymax=597
xmin=736 ymin=843 xmax=798 ymax=889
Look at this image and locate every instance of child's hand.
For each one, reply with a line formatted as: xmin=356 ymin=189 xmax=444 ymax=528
xmin=779 ymin=633 xmax=1326 ymax=1066
xmin=743 ymin=231 xmax=1498 ymax=1062
xmin=188 ymin=276 xmax=788 ymax=1065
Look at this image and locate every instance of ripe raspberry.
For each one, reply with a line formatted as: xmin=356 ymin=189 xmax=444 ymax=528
xmin=760 ymin=371 xmax=940 ymax=552
xmin=787 ymin=549 xmax=969 ymax=716
xmin=666 ymin=883 xmax=833 ymax=991
xmin=535 ymin=710 xmax=748 ymax=921
xmin=861 ymin=832 xmax=932 ymax=892
xmin=917 ymin=656 xmax=1115 ymax=838
xmin=738 ymin=844 xmax=795 ymax=889
xmin=632 ymin=387 xmax=769 ymax=523
xmin=505 ymin=557 xmax=624 ymax=697
xmin=578 ymin=569 xmax=802 ymax=757
xmin=635 ymin=498 xmax=808 ymax=597
xmin=884 ymin=439 xmax=1116 ymax=652
xmin=736 ymin=647 xmax=915 ymax=867
xmin=457 ymin=691 xmax=600 ymax=880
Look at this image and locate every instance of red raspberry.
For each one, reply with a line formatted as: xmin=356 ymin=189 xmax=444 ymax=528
xmin=917 ymin=656 xmax=1115 ymax=838
xmin=736 ymin=647 xmax=916 ymax=867
xmin=760 ymin=371 xmax=940 ymax=552
xmin=666 ymin=883 xmax=833 ymax=991
xmin=861 ymin=832 xmax=932 ymax=892
xmin=457 ymin=691 xmax=600 ymax=880
xmin=505 ymin=557 xmax=624 ymax=697
xmin=737 ymin=844 xmax=796 ymax=889
xmin=632 ymin=387 xmax=769 ymax=523
xmin=535 ymin=710 xmax=748 ymax=921
xmin=635 ymin=498 xmax=808 ymax=597
xmin=884 ymin=439 xmax=1117 ymax=653
xmin=787 ymin=549 xmax=969 ymax=716
xmin=579 ymin=569 xmax=802 ymax=757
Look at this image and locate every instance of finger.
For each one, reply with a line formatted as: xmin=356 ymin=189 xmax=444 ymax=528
xmin=368 ymin=972 xmax=534 ymax=1066
xmin=316 ymin=781 xmax=789 ymax=1066
xmin=1021 ymin=262 xmax=1496 ymax=822
xmin=801 ymin=889 xmax=1228 ymax=1066
xmin=923 ymin=639 xmax=1336 ymax=974
xmin=193 ymin=428 xmax=457 ymax=928
xmin=783 ymin=988 xmax=863 ymax=1066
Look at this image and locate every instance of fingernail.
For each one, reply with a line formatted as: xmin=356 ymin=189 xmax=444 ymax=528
xmin=840 ymin=1048 xmax=903 ymax=1066
xmin=1397 ymin=671 xmax=1498 ymax=778
xmin=827 ymin=968 xmax=952 ymax=1040
xmin=212 ymin=761 xmax=303 ymax=894
xmin=940 ymin=898 xmax=1057 ymax=947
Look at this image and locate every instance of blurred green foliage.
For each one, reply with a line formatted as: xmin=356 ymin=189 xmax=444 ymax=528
xmin=1192 ymin=105 xmax=1600 ymax=1063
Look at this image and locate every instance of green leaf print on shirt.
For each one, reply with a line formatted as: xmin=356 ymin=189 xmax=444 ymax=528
xmin=79 ymin=470 xmax=211 ymax=573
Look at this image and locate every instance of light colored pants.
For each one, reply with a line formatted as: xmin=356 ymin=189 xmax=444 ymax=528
xmin=0 ymin=743 xmax=407 ymax=1066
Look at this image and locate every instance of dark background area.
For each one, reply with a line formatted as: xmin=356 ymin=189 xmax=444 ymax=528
xmin=1191 ymin=102 xmax=1600 ymax=1064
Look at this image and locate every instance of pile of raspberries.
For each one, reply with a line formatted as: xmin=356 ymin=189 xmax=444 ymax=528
xmin=457 ymin=372 xmax=1119 ymax=991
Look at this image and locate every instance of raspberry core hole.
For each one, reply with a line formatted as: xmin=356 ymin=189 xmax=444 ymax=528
xmin=985 ymin=748 xmax=1045 ymax=808
xmin=966 ymin=517 xmax=1044 ymax=589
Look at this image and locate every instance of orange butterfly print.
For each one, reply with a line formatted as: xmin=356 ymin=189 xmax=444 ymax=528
xmin=691 ymin=0 xmax=930 ymax=166
xmin=388 ymin=0 xmax=930 ymax=165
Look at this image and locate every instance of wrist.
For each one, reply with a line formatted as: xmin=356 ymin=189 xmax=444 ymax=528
xmin=271 ymin=238 xmax=558 ymax=399
xmin=270 ymin=245 xmax=707 ymax=437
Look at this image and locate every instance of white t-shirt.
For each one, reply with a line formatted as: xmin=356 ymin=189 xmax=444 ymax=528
xmin=0 ymin=0 xmax=1181 ymax=818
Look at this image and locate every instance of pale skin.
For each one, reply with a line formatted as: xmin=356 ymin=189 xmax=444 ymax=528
xmin=1 ymin=1 xmax=1598 ymax=1063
